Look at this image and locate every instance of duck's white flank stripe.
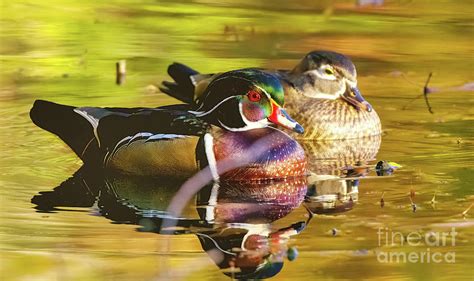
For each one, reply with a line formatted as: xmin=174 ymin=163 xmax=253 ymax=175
xmin=73 ymin=108 xmax=101 ymax=147
xmin=105 ymin=136 xmax=132 ymax=166
xmin=146 ymin=133 xmax=186 ymax=141
xmin=127 ymin=132 xmax=153 ymax=145
xmin=105 ymin=133 xmax=187 ymax=166
xmin=204 ymin=133 xmax=219 ymax=181
xmin=204 ymin=182 xmax=220 ymax=222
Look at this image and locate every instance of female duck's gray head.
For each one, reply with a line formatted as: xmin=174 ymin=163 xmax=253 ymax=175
xmin=290 ymin=50 xmax=372 ymax=112
xmin=191 ymin=69 xmax=304 ymax=134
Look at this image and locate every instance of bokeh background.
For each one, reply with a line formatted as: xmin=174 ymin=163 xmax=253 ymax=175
xmin=1 ymin=0 xmax=473 ymax=280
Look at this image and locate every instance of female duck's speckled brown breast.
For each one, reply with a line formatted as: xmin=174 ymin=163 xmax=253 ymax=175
xmin=300 ymin=134 xmax=381 ymax=175
xmin=285 ymin=95 xmax=381 ymax=140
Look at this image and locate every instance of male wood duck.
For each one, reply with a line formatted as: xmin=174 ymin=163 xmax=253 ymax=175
xmin=30 ymin=69 xmax=306 ymax=181
xmin=160 ymin=50 xmax=381 ymax=140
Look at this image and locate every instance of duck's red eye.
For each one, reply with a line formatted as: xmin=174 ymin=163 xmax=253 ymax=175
xmin=247 ymin=91 xmax=261 ymax=102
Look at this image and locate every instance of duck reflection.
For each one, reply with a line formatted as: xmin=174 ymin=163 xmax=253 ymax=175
xmin=31 ymin=135 xmax=386 ymax=279
xmin=305 ymin=175 xmax=359 ymax=214
xmin=302 ymin=134 xmax=381 ymax=214
xmin=32 ymin=166 xmax=309 ymax=280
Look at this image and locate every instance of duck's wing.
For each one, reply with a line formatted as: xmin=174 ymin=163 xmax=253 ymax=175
xmin=95 ymin=108 xmax=210 ymax=177
xmin=30 ymin=100 xmax=210 ymax=169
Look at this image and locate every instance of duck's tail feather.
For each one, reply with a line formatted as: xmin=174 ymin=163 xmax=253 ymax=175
xmin=30 ymin=100 xmax=99 ymax=162
xmin=159 ymin=62 xmax=199 ymax=105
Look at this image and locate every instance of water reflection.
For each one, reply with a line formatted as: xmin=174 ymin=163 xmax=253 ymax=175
xmin=305 ymin=176 xmax=359 ymax=215
xmin=30 ymin=131 xmax=387 ymax=279
xmin=302 ymin=134 xmax=380 ymax=215
xmin=32 ymin=166 xmax=309 ymax=279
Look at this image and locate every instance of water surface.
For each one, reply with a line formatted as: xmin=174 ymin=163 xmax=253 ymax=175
xmin=1 ymin=1 xmax=473 ymax=280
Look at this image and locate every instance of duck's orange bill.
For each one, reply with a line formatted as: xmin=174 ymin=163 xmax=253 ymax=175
xmin=268 ymin=100 xmax=304 ymax=134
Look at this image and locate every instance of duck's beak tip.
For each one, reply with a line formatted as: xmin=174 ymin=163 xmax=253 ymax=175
xmin=344 ymin=86 xmax=373 ymax=113
xmin=366 ymin=103 xmax=373 ymax=112
xmin=268 ymin=101 xmax=304 ymax=134
xmin=294 ymin=123 xmax=305 ymax=134
xmin=362 ymin=101 xmax=373 ymax=112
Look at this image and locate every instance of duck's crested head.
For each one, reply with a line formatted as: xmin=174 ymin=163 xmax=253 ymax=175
xmin=290 ymin=50 xmax=372 ymax=112
xmin=293 ymin=50 xmax=357 ymax=81
xmin=192 ymin=69 xmax=304 ymax=134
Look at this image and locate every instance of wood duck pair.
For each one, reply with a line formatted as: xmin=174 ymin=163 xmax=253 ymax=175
xmin=160 ymin=50 xmax=382 ymax=140
xmin=30 ymin=69 xmax=306 ymax=180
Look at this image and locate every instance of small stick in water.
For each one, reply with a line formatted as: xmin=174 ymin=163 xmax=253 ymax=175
xmin=423 ymin=72 xmax=434 ymax=114
xmin=401 ymin=72 xmax=435 ymax=113
xmin=116 ymin=60 xmax=126 ymax=85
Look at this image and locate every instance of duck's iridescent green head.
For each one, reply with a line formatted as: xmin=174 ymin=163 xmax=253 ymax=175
xmin=192 ymin=69 xmax=304 ymax=134
xmin=290 ymin=50 xmax=373 ymax=112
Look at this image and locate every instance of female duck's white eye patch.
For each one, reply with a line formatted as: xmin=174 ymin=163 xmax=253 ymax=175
xmin=317 ymin=65 xmax=337 ymax=80
xmin=305 ymin=65 xmax=337 ymax=81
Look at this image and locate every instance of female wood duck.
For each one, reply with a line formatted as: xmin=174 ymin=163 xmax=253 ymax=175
xmin=30 ymin=69 xmax=306 ymax=181
xmin=160 ymin=50 xmax=381 ymax=140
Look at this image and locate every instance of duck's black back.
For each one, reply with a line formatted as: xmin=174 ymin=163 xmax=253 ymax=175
xmin=30 ymin=100 xmax=210 ymax=168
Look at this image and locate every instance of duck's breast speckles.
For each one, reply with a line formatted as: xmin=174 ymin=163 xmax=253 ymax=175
xmin=215 ymin=177 xmax=308 ymax=223
xmin=211 ymin=127 xmax=307 ymax=181
xmin=286 ymin=97 xmax=381 ymax=140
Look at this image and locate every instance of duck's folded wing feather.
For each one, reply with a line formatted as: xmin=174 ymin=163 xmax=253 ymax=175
xmin=74 ymin=108 xmax=210 ymax=176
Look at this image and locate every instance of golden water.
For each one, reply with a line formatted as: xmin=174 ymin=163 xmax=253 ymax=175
xmin=1 ymin=1 xmax=473 ymax=280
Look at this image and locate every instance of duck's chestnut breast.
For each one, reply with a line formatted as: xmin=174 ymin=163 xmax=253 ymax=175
xmin=210 ymin=127 xmax=307 ymax=181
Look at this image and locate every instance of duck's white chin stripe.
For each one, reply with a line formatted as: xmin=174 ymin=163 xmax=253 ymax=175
xmin=214 ymin=102 xmax=268 ymax=132
xmin=218 ymin=119 xmax=268 ymax=132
